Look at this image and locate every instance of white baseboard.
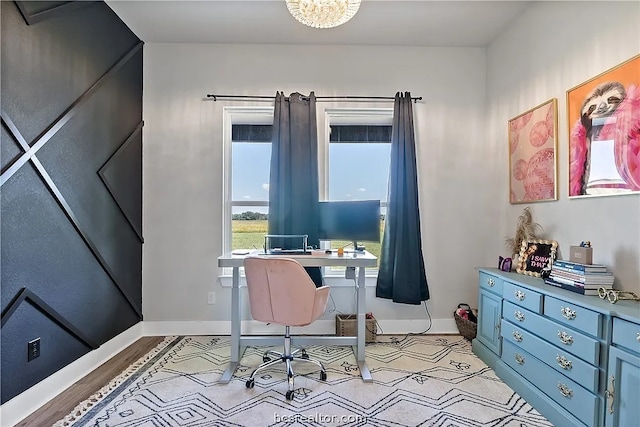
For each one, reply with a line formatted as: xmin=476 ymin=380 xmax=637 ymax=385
xmin=1 ymin=318 xmax=457 ymax=425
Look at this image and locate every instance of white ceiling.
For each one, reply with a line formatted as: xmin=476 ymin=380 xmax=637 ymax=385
xmin=105 ymin=0 xmax=534 ymax=47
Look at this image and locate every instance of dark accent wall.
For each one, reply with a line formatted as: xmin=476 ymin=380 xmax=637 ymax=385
xmin=1 ymin=1 xmax=143 ymax=404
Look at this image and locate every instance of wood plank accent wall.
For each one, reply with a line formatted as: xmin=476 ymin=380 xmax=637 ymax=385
xmin=0 ymin=0 xmax=143 ymax=404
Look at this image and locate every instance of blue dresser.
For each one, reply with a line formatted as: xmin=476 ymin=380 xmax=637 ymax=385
xmin=472 ymin=268 xmax=640 ymax=427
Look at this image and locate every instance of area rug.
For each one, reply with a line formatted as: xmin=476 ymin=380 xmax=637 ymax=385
xmin=54 ymin=335 xmax=552 ymax=426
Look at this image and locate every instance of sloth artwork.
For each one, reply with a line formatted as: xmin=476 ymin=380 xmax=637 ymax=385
xmin=569 ymin=80 xmax=640 ymax=196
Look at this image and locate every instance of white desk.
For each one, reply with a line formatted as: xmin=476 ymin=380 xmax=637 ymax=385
xmin=217 ymin=250 xmax=378 ymax=383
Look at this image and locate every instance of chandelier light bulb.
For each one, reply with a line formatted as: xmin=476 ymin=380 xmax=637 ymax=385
xmin=285 ymin=0 xmax=361 ymax=29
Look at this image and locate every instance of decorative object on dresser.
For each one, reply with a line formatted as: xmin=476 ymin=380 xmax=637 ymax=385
xmin=508 ymin=98 xmax=559 ymax=204
xmin=516 ymin=239 xmax=558 ymax=277
xmin=498 ymin=255 xmax=513 ymax=272
xmin=472 ymin=268 xmax=640 ymax=427
xmin=598 ymin=288 xmax=640 ymax=304
xmin=545 ymin=259 xmax=614 ymax=295
xmin=505 ymin=207 xmax=542 ymax=260
xmin=569 ymin=241 xmax=593 ymax=264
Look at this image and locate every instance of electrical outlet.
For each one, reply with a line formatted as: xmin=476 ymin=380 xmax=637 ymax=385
xmin=345 ymin=266 xmax=356 ymax=280
xmin=28 ymin=338 xmax=40 ymax=361
xmin=207 ymin=292 xmax=216 ymax=305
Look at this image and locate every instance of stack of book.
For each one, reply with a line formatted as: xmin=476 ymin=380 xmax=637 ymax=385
xmin=544 ymin=260 xmax=614 ymax=295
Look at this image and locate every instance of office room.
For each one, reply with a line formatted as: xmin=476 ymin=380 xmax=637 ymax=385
xmin=1 ymin=1 xmax=639 ymax=426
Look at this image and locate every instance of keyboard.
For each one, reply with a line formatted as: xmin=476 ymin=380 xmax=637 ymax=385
xmin=266 ymin=249 xmax=312 ymax=255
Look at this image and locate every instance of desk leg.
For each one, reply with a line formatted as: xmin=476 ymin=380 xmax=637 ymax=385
xmin=220 ymin=266 xmax=240 ymax=383
xmin=356 ymin=265 xmax=372 ymax=382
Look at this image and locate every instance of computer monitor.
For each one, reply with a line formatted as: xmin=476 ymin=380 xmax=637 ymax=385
xmin=318 ymin=200 xmax=381 ymax=251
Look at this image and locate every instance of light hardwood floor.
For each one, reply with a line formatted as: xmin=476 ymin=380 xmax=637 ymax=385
xmin=15 ymin=336 xmax=166 ymax=427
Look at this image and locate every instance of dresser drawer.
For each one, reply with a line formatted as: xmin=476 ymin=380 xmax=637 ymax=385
xmin=503 ymin=301 xmax=600 ymax=365
xmin=502 ymin=340 xmax=597 ymax=427
xmin=503 ymin=281 xmax=543 ymax=313
xmin=501 ymin=319 xmax=599 ymax=391
xmin=544 ymin=296 xmax=602 ymax=338
xmin=612 ymin=317 xmax=640 ymax=354
xmin=479 ymin=271 xmax=503 ymax=295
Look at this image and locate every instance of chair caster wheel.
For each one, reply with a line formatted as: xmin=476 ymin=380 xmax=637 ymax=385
xmin=246 ymin=379 xmax=254 ymax=389
xmin=301 ymin=350 xmax=309 ymax=360
xmin=286 ymin=390 xmax=295 ymax=400
xmin=263 ymin=356 xmax=271 ymax=363
xmin=320 ymin=371 xmax=327 ymax=381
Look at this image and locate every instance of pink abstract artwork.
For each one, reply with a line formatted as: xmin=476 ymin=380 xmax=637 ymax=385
xmin=509 ymin=99 xmax=558 ymax=203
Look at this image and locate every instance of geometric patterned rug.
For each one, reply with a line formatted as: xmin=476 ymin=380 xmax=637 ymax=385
xmin=53 ymin=335 xmax=553 ymax=426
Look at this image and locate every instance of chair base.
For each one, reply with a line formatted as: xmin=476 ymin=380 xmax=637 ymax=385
xmin=245 ymin=326 xmax=327 ymax=400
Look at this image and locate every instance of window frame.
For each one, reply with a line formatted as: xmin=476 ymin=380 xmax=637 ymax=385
xmin=320 ymin=107 xmax=394 ymax=276
xmin=221 ymin=106 xmax=393 ymax=281
xmin=320 ymin=107 xmax=393 ymax=203
xmin=222 ymin=106 xmax=274 ymax=254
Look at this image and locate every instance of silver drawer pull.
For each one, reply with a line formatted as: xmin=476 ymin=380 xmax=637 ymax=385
xmin=514 ymin=311 xmax=525 ymax=321
xmin=557 ymin=331 xmax=574 ymax=345
xmin=561 ymin=306 xmax=576 ymax=320
xmin=556 ymin=354 xmax=573 ymax=370
xmin=514 ymin=290 xmax=526 ymax=301
xmin=487 ymin=278 xmax=495 ymax=287
xmin=515 ymin=354 xmax=525 ymax=365
xmin=557 ymin=383 xmax=573 ymax=398
xmin=512 ymin=331 xmax=523 ymax=342
xmin=605 ymin=375 xmax=615 ymax=414
xmin=637 ymin=332 xmax=640 ymax=342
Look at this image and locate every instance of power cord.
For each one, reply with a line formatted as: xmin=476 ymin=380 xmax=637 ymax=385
xmin=326 ymin=293 xmax=344 ymax=315
xmin=389 ymin=300 xmax=432 ymax=344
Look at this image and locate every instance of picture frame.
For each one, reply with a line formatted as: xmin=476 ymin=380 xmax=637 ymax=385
xmin=508 ymin=98 xmax=558 ymax=204
xmin=567 ymin=54 xmax=640 ymax=198
xmin=516 ymin=239 xmax=558 ymax=277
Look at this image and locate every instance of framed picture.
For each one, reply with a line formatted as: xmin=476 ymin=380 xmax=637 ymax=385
xmin=567 ymin=54 xmax=640 ymax=198
xmin=508 ymin=98 xmax=558 ymax=204
xmin=516 ymin=239 xmax=558 ymax=277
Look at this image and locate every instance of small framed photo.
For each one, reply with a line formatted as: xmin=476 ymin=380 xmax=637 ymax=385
xmin=508 ymin=98 xmax=558 ymax=204
xmin=567 ymin=54 xmax=640 ymax=197
xmin=516 ymin=239 xmax=558 ymax=277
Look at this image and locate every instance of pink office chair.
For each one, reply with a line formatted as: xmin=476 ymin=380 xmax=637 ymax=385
xmin=243 ymin=256 xmax=330 ymax=400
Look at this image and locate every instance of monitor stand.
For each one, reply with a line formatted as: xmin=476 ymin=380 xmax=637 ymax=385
xmin=353 ymin=241 xmax=366 ymax=252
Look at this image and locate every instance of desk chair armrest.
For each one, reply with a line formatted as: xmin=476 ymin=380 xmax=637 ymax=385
xmin=312 ymin=286 xmax=330 ymax=322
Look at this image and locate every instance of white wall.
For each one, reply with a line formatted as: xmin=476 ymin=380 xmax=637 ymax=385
xmin=142 ymin=1 xmax=640 ymax=329
xmin=487 ymin=1 xmax=640 ymax=293
xmin=142 ymin=43 xmax=493 ymax=328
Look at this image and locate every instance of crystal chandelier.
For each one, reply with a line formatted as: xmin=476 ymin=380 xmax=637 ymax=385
xmin=285 ymin=0 xmax=361 ymax=29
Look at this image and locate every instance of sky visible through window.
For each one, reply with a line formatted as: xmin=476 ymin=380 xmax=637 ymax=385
xmin=328 ymin=143 xmax=391 ymax=202
xmin=232 ymin=142 xmax=271 ymax=208
xmin=232 ymin=142 xmax=391 ymax=213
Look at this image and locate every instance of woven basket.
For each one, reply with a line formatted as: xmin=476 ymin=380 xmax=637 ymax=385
xmin=335 ymin=314 xmax=377 ymax=343
xmin=454 ymin=309 xmax=478 ymax=341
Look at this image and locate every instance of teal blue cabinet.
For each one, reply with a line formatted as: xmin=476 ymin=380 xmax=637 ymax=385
xmin=605 ymin=318 xmax=640 ymax=427
xmin=477 ymin=289 xmax=502 ymax=355
xmin=473 ymin=271 xmax=504 ymax=368
xmin=472 ymin=268 xmax=639 ymax=427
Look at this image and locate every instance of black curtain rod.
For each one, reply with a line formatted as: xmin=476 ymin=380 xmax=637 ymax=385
xmin=205 ymin=94 xmax=422 ymax=103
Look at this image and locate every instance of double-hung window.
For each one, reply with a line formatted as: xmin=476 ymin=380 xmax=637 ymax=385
xmin=223 ymin=107 xmax=273 ymax=253
xmin=223 ymin=106 xmax=393 ymax=269
xmin=321 ymin=108 xmax=393 ymax=273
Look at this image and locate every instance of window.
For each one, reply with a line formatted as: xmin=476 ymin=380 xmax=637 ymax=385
xmin=321 ymin=108 xmax=393 ymax=271
xmin=223 ymin=106 xmax=393 ymax=268
xmin=223 ymin=107 xmax=273 ymax=253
